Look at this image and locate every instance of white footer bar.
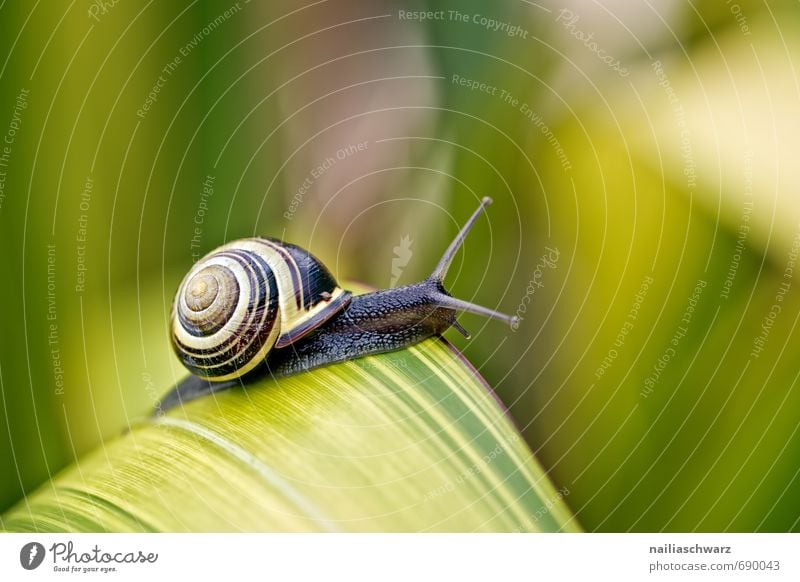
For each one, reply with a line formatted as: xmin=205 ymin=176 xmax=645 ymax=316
xmin=1 ymin=533 xmax=797 ymax=581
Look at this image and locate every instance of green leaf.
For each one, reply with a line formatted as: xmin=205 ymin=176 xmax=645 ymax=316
xmin=1 ymin=340 xmax=577 ymax=532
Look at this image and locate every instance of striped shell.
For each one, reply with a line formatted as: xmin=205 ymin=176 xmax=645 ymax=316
xmin=171 ymin=238 xmax=351 ymax=380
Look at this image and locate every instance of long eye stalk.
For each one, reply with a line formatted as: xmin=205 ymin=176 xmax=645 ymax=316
xmin=430 ymin=197 xmax=492 ymax=281
xmin=427 ymin=197 xmax=518 ymax=328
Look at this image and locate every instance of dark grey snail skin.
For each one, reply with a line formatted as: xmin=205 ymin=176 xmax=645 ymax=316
xmin=156 ymin=198 xmax=516 ymax=413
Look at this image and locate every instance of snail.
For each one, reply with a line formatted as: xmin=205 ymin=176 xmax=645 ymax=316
xmin=158 ymin=197 xmax=517 ymax=412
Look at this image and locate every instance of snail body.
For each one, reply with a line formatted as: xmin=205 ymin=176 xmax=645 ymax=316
xmin=159 ymin=197 xmax=516 ymax=412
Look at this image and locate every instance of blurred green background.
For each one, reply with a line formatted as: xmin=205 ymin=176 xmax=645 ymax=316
xmin=1 ymin=0 xmax=799 ymax=531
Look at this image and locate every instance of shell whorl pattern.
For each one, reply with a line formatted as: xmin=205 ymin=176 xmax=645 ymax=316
xmin=171 ymin=247 xmax=280 ymax=381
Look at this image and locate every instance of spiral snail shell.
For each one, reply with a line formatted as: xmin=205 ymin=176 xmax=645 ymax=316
xmin=159 ymin=198 xmax=517 ymax=412
xmin=171 ymin=238 xmax=350 ymax=381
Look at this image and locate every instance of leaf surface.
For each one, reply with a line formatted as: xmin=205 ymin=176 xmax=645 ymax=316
xmin=2 ymin=340 xmax=577 ymax=532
